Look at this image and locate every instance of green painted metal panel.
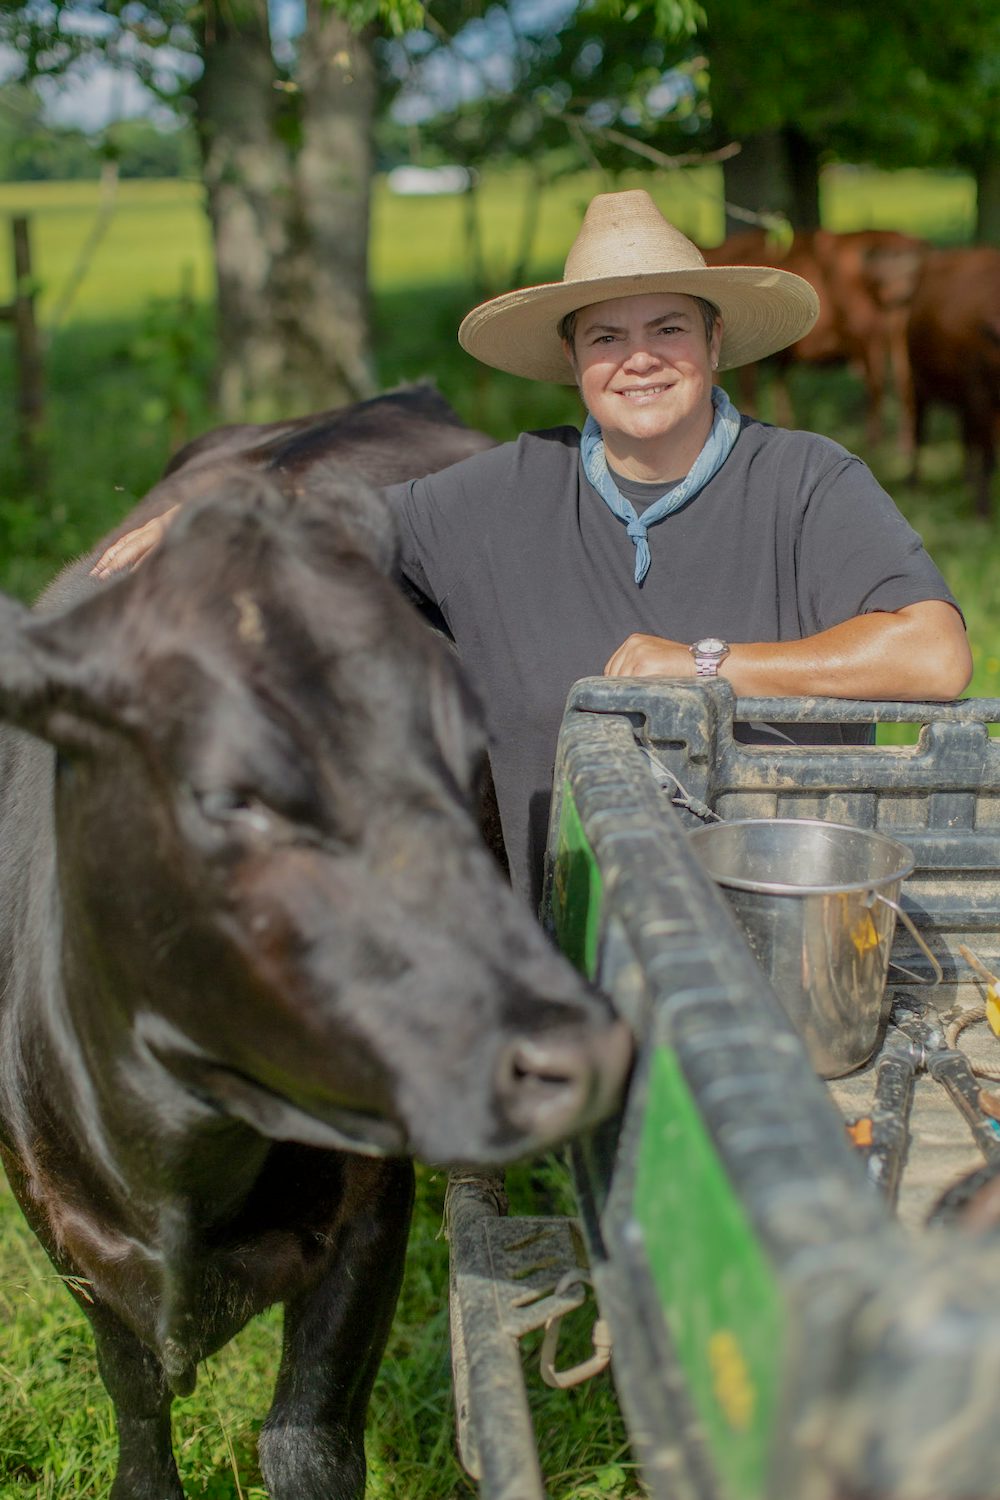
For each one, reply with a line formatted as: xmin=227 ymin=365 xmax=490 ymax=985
xmin=551 ymin=782 xmax=603 ymax=979
xmin=634 ymin=1045 xmax=785 ymax=1500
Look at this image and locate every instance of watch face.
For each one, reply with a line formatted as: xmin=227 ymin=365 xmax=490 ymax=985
xmin=696 ymin=637 xmax=727 ymax=655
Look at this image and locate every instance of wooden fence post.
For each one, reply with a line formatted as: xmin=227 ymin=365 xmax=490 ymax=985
xmin=0 ymin=215 xmax=46 ymax=491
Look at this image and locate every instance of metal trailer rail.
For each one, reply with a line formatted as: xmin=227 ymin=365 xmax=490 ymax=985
xmin=447 ymin=680 xmax=1000 ymax=1500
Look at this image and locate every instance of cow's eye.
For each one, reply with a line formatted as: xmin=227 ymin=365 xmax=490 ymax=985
xmin=197 ymin=788 xmax=273 ymax=836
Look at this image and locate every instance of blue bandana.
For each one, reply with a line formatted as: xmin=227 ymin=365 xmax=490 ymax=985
xmin=580 ymin=385 xmax=742 ymax=584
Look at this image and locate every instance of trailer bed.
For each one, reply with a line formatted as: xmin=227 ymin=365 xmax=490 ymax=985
xmin=448 ymin=681 xmax=1000 ymax=1500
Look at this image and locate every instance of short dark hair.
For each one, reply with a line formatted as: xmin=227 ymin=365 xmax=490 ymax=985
xmin=559 ymin=295 xmax=720 ymax=354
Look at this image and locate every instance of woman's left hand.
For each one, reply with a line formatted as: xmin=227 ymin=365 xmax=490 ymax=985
xmin=90 ymin=505 xmax=180 ymax=580
xmin=604 ymin=633 xmax=692 ymax=678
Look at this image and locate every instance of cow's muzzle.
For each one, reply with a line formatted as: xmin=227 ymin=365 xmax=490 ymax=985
xmin=493 ymin=1018 xmax=633 ymax=1148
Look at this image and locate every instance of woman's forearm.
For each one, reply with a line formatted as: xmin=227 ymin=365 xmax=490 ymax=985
xmin=604 ymin=600 xmax=973 ymax=702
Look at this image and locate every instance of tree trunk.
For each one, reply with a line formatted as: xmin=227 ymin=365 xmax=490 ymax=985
xmin=784 ymin=126 xmax=822 ymax=230
xmin=722 ymin=130 xmax=793 ymax=235
xmin=192 ymin=0 xmax=376 ymax=421
xmin=193 ymin=2 xmax=291 ymax=419
xmin=287 ymin=0 xmax=377 ymax=408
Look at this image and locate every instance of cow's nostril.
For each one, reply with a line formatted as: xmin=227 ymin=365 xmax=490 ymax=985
xmin=495 ymin=1034 xmax=592 ymax=1143
xmin=495 ymin=1021 xmax=633 ymax=1147
xmin=507 ymin=1039 xmax=576 ymax=1087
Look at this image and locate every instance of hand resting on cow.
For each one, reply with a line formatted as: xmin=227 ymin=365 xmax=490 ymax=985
xmin=0 ymin=392 xmax=631 ymax=1500
xmin=93 ymin=501 xmax=179 ymax=576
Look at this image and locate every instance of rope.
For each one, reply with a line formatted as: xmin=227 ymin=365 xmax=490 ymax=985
xmin=638 ymin=744 xmax=722 ymax=823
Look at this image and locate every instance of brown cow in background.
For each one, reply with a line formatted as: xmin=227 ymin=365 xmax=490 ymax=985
xmin=904 ymin=246 xmax=1000 ymax=519
xmin=703 ymin=227 xmax=927 ymax=445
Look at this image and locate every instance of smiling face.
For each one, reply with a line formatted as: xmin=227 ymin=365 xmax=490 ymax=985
xmin=564 ymin=291 xmax=723 ymax=482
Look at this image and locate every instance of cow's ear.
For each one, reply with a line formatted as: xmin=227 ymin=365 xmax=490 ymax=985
xmin=0 ymin=589 xmax=124 ymax=754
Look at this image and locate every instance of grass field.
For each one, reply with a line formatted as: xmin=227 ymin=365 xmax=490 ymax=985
xmin=0 ymin=1159 xmax=636 ymax=1500
xmin=0 ymin=162 xmax=977 ymax=319
xmin=0 ymin=163 xmax=995 ymax=1500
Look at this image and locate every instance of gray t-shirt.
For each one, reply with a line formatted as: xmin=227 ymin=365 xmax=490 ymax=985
xmin=386 ymin=418 xmax=959 ymax=905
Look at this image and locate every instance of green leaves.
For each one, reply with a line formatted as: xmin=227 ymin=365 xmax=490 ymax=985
xmin=330 ymin=0 xmax=429 ymax=34
xmin=582 ymin=0 xmax=706 ymax=40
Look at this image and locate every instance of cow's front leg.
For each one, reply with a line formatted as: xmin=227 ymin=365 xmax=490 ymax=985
xmin=85 ymin=1298 xmax=183 ymax=1500
xmin=258 ymin=1157 xmax=415 ymax=1500
xmin=3 ymin=1145 xmax=183 ymax=1500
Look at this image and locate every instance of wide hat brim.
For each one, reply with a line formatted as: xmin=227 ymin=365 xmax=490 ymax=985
xmin=457 ymin=190 xmax=820 ymax=383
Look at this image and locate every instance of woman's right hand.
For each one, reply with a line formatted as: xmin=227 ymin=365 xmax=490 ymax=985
xmin=90 ymin=504 xmax=181 ymax=580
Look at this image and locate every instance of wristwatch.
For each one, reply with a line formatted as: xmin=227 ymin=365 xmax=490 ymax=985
xmin=689 ymin=637 xmax=731 ymax=677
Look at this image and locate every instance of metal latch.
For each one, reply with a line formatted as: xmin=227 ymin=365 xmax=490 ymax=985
xmin=539 ymin=1268 xmax=613 ymax=1389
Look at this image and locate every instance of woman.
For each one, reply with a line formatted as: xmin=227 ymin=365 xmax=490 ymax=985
xmin=96 ymin=190 xmax=972 ymax=905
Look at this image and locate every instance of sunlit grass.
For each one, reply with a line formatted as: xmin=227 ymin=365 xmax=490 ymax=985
xmin=0 ymin=162 xmax=977 ymax=326
xmin=0 ymin=178 xmax=214 ymax=320
xmin=820 ymin=163 xmax=976 ymax=242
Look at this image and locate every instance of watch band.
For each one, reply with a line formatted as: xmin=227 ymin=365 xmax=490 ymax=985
xmin=689 ymin=637 xmax=731 ymax=677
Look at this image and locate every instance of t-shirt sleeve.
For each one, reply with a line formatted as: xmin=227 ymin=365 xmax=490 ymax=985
xmin=383 ymin=442 xmax=518 ymax=611
xmin=797 ymin=453 xmax=962 ymax=629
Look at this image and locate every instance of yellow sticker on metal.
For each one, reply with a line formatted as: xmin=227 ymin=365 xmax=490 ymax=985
xmin=708 ymin=1329 xmax=756 ymax=1433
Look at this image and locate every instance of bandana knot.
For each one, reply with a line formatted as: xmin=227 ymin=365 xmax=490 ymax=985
xmin=580 ymin=385 xmax=741 ymax=584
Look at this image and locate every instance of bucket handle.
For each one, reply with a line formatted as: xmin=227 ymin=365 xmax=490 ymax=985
xmin=871 ymin=892 xmax=943 ymax=987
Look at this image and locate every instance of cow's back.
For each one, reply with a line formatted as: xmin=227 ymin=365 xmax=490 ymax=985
xmin=907 ymin=247 xmax=1000 ymax=386
xmin=94 ymin=384 xmax=496 ymax=561
xmin=905 ymin=246 xmax=1000 ymax=515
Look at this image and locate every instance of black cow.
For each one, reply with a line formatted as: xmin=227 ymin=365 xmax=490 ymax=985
xmin=0 ymin=389 xmax=630 ymax=1499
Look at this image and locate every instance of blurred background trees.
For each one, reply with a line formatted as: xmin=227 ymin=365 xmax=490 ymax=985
xmin=699 ymin=0 xmax=1000 ymax=240
xmin=0 ymin=0 xmax=995 ymax=441
xmin=0 ymin=0 xmax=995 ymax=419
xmin=1 ymin=0 xmax=383 ymax=415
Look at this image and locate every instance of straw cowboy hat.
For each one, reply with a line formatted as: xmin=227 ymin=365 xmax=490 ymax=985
xmin=458 ymin=189 xmax=819 ymax=382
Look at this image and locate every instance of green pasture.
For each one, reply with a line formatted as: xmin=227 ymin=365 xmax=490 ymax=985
xmin=0 ymin=164 xmax=996 ymax=1499
xmin=0 ymin=1160 xmax=634 ymax=1500
xmin=0 ymin=162 xmax=978 ymax=320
